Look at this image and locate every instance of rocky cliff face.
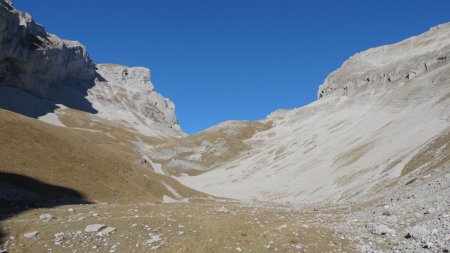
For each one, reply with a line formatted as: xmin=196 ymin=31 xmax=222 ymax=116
xmin=89 ymin=64 xmax=182 ymax=135
xmin=0 ymin=0 xmax=95 ymax=97
xmin=317 ymin=22 xmax=450 ymax=99
xmin=0 ymin=0 xmax=182 ymax=137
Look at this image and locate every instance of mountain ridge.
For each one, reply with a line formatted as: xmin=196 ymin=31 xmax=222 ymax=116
xmin=0 ymin=0 xmax=182 ymax=137
xmin=317 ymin=21 xmax=450 ymax=99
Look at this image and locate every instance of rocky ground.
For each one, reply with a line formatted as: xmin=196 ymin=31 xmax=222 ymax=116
xmin=332 ymin=165 xmax=450 ymax=253
xmin=1 ymin=199 xmax=354 ymax=253
xmin=1 ymin=165 xmax=448 ymax=253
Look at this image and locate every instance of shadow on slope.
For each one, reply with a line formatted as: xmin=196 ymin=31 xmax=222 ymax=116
xmin=0 ymin=0 xmax=108 ymax=119
xmin=0 ymin=172 xmax=91 ymax=248
xmin=0 ymin=72 xmax=106 ymax=118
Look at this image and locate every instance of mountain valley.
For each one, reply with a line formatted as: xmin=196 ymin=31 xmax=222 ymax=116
xmin=0 ymin=1 xmax=449 ymax=252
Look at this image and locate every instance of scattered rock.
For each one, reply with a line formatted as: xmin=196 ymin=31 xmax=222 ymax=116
xmin=145 ymin=234 xmax=163 ymax=248
xmin=54 ymin=232 xmax=64 ymax=245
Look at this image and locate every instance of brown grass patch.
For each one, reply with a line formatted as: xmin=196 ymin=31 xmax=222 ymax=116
xmin=381 ymin=157 xmax=404 ymax=174
xmin=336 ymin=166 xmax=378 ymax=187
xmin=401 ymin=128 xmax=450 ymax=176
xmin=334 ymin=140 xmax=377 ymax=168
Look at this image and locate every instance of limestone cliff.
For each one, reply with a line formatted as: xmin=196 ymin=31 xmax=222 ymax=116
xmin=0 ymin=0 xmax=182 ymax=136
xmin=0 ymin=0 xmax=95 ymax=97
xmin=318 ymin=22 xmax=450 ymax=99
xmin=90 ymin=64 xmax=182 ymax=135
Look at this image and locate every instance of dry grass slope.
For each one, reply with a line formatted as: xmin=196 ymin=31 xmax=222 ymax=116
xmin=401 ymin=128 xmax=450 ymax=176
xmin=150 ymin=120 xmax=272 ymax=176
xmin=0 ymin=109 xmax=205 ymax=203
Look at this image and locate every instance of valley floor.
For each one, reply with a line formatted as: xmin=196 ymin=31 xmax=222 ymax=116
xmin=0 ymin=165 xmax=450 ymax=252
xmin=1 ymin=164 xmax=449 ymax=253
xmin=1 ymin=200 xmax=354 ymax=253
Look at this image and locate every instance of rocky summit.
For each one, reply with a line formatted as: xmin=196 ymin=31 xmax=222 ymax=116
xmin=0 ymin=1 xmax=449 ymax=253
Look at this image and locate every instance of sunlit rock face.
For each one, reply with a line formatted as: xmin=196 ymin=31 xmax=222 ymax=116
xmin=90 ymin=64 xmax=183 ymax=136
xmin=317 ymin=22 xmax=450 ymax=99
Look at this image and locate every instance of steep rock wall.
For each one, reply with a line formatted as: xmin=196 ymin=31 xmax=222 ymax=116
xmin=0 ymin=0 xmax=95 ymax=97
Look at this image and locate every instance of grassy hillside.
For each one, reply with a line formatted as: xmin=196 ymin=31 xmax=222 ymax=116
xmin=0 ymin=109 xmax=205 ymax=204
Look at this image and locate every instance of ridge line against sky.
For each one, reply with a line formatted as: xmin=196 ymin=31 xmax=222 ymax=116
xmin=13 ymin=0 xmax=450 ymax=134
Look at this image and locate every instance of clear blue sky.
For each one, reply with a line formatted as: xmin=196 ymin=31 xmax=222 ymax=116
xmin=14 ymin=0 xmax=450 ymax=134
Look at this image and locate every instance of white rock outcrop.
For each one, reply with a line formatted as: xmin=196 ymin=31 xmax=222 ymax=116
xmin=89 ymin=64 xmax=182 ymax=135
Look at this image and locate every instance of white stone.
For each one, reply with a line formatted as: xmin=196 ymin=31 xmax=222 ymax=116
xmin=24 ymin=231 xmax=39 ymax=239
xmin=39 ymin=213 xmax=54 ymax=222
xmin=373 ymin=224 xmax=395 ymax=236
xmin=84 ymin=224 xmax=106 ymax=233
xmin=407 ymin=225 xmax=429 ymax=240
